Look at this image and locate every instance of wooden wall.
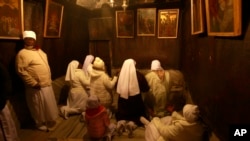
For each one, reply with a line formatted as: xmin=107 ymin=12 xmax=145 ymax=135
xmin=181 ymin=0 xmax=250 ymax=140
xmin=1 ymin=0 xmax=250 ymax=140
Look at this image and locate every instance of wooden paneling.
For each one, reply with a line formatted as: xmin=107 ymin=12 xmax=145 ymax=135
xmin=181 ymin=0 xmax=250 ymax=140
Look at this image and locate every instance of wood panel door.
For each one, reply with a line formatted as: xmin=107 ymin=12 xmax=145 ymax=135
xmin=89 ymin=40 xmax=112 ymax=76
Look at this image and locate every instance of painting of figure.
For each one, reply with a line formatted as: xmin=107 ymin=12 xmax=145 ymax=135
xmin=0 ymin=0 xmax=23 ymax=39
xmin=205 ymin=0 xmax=242 ymax=36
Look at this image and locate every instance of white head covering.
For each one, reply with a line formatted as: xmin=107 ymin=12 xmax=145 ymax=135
xmin=151 ymin=60 xmax=163 ymax=70
xmin=87 ymin=94 xmax=100 ymax=109
xmin=116 ymin=59 xmax=140 ymax=99
xmin=93 ymin=57 xmax=105 ymax=70
xmin=183 ymin=104 xmax=200 ymax=123
xmin=65 ymin=60 xmax=79 ymax=81
xmin=82 ymin=55 xmax=94 ymax=77
xmin=23 ymin=31 xmax=36 ymax=40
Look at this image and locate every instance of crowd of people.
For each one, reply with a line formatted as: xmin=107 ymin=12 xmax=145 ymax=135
xmin=0 ymin=30 xmax=206 ymax=141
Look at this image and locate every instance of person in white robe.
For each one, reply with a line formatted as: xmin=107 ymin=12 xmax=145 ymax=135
xmin=141 ymin=104 xmax=205 ymax=141
xmin=89 ymin=57 xmax=118 ymax=109
xmin=145 ymin=60 xmax=170 ymax=118
xmin=15 ymin=31 xmax=58 ymax=131
xmin=60 ymin=60 xmax=90 ymax=120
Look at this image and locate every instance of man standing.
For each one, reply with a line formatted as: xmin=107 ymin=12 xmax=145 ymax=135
xmin=16 ymin=30 xmax=58 ymax=131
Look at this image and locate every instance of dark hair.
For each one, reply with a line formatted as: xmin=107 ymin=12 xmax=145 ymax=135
xmin=167 ymin=90 xmax=186 ymax=112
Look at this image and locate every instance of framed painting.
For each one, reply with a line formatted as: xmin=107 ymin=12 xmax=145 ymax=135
xmin=116 ymin=10 xmax=134 ymax=38
xmin=137 ymin=8 xmax=156 ymax=36
xmin=205 ymin=0 xmax=242 ymax=36
xmin=88 ymin=17 xmax=113 ymax=40
xmin=44 ymin=0 xmax=64 ymax=38
xmin=191 ymin=0 xmax=204 ymax=35
xmin=158 ymin=9 xmax=179 ymax=38
xmin=0 ymin=0 xmax=24 ymax=40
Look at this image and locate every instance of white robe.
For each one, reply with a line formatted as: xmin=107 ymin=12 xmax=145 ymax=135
xmin=25 ymin=86 xmax=58 ymax=124
xmin=62 ymin=69 xmax=90 ymax=113
xmin=16 ymin=48 xmax=58 ymax=124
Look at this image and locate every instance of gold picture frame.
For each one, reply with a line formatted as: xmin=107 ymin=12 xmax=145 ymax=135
xmin=158 ymin=9 xmax=179 ymax=39
xmin=0 ymin=0 xmax=24 ymax=40
xmin=44 ymin=0 xmax=64 ymax=38
xmin=116 ymin=10 xmax=134 ymax=38
xmin=137 ymin=8 xmax=156 ymax=36
xmin=205 ymin=0 xmax=242 ymax=36
xmin=191 ymin=0 xmax=204 ymax=35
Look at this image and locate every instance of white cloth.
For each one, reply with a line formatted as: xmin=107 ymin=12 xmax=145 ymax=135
xmin=116 ymin=59 xmax=139 ymax=99
xmin=82 ymin=55 xmax=94 ymax=77
xmin=152 ymin=105 xmax=204 ymax=141
xmin=25 ymin=86 xmax=58 ymax=124
xmin=89 ymin=68 xmax=117 ymax=107
xmin=62 ymin=61 xmax=90 ymax=114
xmin=93 ymin=57 xmax=104 ymax=70
xmin=151 ymin=60 xmax=163 ymax=70
xmin=145 ymin=116 xmax=172 ymax=141
xmin=183 ymin=104 xmax=199 ymax=123
xmin=0 ymin=104 xmax=20 ymax=141
xmin=65 ymin=60 xmax=79 ymax=81
xmin=23 ymin=30 xmax=36 ymax=40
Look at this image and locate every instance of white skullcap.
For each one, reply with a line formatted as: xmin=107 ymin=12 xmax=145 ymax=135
xmin=183 ymin=104 xmax=200 ymax=123
xmin=151 ymin=60 xmax=163 ymax=70
xmin=93 ymin=57 xmax=105 ymax=70
xmin=23 ymin=31 xmax=36 ymax=40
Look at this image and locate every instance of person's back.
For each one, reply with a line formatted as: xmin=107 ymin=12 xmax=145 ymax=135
xmin=152 ymin=104 xmax=205 ymax=141
xmin=85 ymin=94 xmax=115 ymax=140
xmin=60 ymin=60 xmax=89 ymax=119
xmin=89 ymin=57 xmax=117 ymax=108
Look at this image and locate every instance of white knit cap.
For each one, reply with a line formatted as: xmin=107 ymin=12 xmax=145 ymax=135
xmin=151 ymin=60 xmax=163 ymax=70
xmin=87 ymin=94 xmax=100 ymax=109
xmin=93 ymin=57 xmax=105 ymax=70
xmin=183 ymin=104 xmax=199 ymax=123
xmin=23 ymin=31 xmax=36 ymax=40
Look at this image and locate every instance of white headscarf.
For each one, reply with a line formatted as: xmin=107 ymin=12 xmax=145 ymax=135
xmin=183 ymin=104 xmax=200 ymax=123
xmin=82 ymin=55 xmax=94 ymax=77
xmin=65 ymin=60 xmax=79 ymax=81
xmin=151 ymin=60 xmax=163 ymax=70
xmin=116 ymin=59 xmax=140 ymax=99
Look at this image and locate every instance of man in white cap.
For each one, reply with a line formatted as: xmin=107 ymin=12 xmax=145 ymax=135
xmin=15 ymin=30 xmax=58 ymax=131
xmin=145 ymin=60 xmax=170 ymax=118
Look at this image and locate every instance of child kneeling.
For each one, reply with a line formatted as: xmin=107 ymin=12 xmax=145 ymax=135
xmin=85 ymin=94 xmax=116 ymax=141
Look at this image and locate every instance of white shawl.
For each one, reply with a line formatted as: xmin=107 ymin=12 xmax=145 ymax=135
xmin=65 ymin=60 xmax=79 ymax=81
xmin=116 ymin=59 xmax=140 ymax=99
xmin=82 ymin=55 xmax=94 ymax=77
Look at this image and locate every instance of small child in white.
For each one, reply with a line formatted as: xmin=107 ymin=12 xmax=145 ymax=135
xmin=141 ymin=104 xmax=205 ymax=141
